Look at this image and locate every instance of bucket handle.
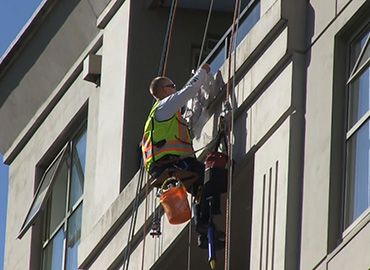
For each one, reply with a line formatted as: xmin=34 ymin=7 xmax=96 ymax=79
xmin=160 ymin=176 xmax=184 ymax=192
xmin=158 ymin=177 xmax=185 ymax=204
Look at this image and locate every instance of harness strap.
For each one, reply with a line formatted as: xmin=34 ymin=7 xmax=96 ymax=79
xmin=152 ymin=129 xmax=226 ymax=171
xmin=153 ymin=144 xmax=207 ymax=168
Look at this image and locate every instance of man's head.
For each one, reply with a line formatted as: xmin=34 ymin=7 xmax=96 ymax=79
xmin=149 ymin=76 xmax=176 ymax=100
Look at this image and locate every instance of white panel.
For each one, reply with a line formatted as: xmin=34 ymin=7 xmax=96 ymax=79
xmin=92 ymin=1 xmax=130 ymax=220
xmin=251 ymin=118 xmax=290 ymax=270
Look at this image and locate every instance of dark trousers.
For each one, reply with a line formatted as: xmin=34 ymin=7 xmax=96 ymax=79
xmin=150 ymin=155 xmax=220 ymax=235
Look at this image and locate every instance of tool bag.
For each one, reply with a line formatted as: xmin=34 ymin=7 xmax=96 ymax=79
xmin=204 ymin=151 xmax=228 ymax=194
xmin=203 ymin=131 xmax=229 ymax=194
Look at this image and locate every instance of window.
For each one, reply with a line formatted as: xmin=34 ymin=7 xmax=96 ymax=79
xmin=344 ymin=26 xmax=370 ymax=229
xmin=202 ymin=0 xmax=260 ymax=76
xmin=19 ymin=124 xmax=87 ymax=270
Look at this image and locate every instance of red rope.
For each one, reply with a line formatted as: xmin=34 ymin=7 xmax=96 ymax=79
xmin=224 ymin=0 xmax=240 ymax=269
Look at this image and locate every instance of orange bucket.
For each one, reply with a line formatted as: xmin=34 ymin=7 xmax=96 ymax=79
xmin=159 ymin=178 xmax=191 ymax=225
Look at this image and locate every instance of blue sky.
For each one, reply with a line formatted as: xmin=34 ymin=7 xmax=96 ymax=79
xmin=0 ymin=0 xmax=43 ymax=268
xmin=0 ymin=0 xmax=43 ymax=59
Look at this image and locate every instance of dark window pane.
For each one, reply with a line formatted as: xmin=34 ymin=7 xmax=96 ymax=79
xmin=350 ymin=32 xmax=370 ymax=72
xmin=45 ymin=160 xmax=68 ymax=240
xmin=345 ymin=121 xmax=370 ymax=228
xmin=42 ymin=228 xmax=65 ymax=270
xmin=69 ymin=130 xmax=87 ymax=209
xmin=74 ymin=130 xmax=87 ymax=175
xmin=66 ymin=205 xmax=82 ymax=270
xmin=232 ymin=2 xmax=260 ymax=52
xmin=348 ymin=68 xmax=370 ymax=129
xmin=209 ymin=44 xmax=227 ymax=76
xmin=356 ymin=39 xmax=370 ymax=71
xmin=206 ymin=1 xmax=260 ymax=76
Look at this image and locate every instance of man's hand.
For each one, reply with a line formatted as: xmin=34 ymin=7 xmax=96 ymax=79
xmin=201 ymin=64 xmax=211 ymax=74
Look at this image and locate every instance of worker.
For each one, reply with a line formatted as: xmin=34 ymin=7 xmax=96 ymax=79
xmin=141 ymin=64 xmax=224 ymax=248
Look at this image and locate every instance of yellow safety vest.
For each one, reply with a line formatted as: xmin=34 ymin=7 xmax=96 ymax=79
xmin=142 ymin=101 xmax=195 ymax=172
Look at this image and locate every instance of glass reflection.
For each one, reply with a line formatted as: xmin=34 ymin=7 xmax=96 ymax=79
xmin=66 ymin=205 xmax=82 ymax=270
xmin=348 ymin=68 xmax=370 ymax=129
xmin=42 ymin=228 xmax=65 ymax=270
xmin=69 ymin=130 xmax=87 ymax=210
xmin=345 ymin=121 xmax=370 ymax=228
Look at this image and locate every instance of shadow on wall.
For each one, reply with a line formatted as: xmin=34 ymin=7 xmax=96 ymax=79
xmin=0 ymin=0 xmax=80 ymax=109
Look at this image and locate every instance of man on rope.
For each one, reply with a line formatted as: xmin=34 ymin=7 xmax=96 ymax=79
xmin=141 ymin=64 xmax=225 ymax=248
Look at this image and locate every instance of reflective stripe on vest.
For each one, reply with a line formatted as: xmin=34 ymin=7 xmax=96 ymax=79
xmin=141 ymin=140 xmax=194 ymax=166
xmin=142 ymin=101 xmax=194 ymax=172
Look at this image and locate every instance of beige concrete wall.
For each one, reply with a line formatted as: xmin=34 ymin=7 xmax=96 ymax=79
xmin=85 ymin=0 xmax=130 ymax=224
xmin=327 ymin=223 xmax=370 ymax=269
xmin=337 ymin=0 xmax=351 ymax=13
xmin=251 ymin=118 xmax=290 ymax=270
xmin=193 ymin=0 xmax=284 ymax=152
xmin=301 ymin=0 xmax=370 ymax=269
xmin=80 ymin=1 xmax=294 ymax=269
xmin=301 ymin=23 xmax=335 ymax=270
xmin=310 ymin=0 xmax=336 ymax=42
xmin=4 ymin=71 xmax=95 ymax=270
xmin=261 ymin=0 xmax=277 ymax=15
xmin=5 ymin=0 xmax=370 ymax=269
xmin=0 ymin=0 xmax=99 ymax=156
xmin=79 ymin=168 xmax=192 ymax=269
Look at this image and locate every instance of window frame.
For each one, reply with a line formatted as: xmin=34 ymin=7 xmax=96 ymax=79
xmin=18 ymin=118 xmax=87 ymax=270
xmin=18 ymin=143 xmax=70 ymax=239
xmin=40 ymin=123 xmax=87 ymax=270
xmin=347 ymin=33 xmax=370 ymax=84
xmin=343 ymin=23 xmax=370 ymax=232
xmin=200 ymin=0 xmax=261 ymax=76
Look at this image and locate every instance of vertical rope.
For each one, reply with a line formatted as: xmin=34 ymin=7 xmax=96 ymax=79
xmin=141 ymin=173 xmax=150 ymax=270
xmin=224 ymin=0 xmax=240 ymax=269
xmin=123 ymin=167 xmax=145 ymax=270
xmin=133 ymin=2 xmax=179 ymax=268
xmin=186 ymin=186 xmax=195 ymax=270
xmin=159 ymin=0 xmax=178 ymax=77
xmin=197 ymin=0 xmax=214 ymax=69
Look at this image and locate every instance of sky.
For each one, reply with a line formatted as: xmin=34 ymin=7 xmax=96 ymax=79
xmin=0 ymin=0 xmax=44 ymax=269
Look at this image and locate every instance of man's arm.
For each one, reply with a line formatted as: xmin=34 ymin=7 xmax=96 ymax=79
xmin=156 ymin=68 xmax=207 ymax=121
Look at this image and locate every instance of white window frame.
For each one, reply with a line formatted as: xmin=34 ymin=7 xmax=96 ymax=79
xmin=344 ymin=26 xmax=370 ymax=231
xmin=18 ymin=144 xmax=70 ymax=239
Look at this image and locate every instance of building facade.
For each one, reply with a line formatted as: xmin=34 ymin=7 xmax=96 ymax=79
xmin=1 ymin=0 xmax=370 ymax=269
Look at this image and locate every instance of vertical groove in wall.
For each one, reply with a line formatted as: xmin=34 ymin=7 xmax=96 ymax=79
xmin=260 ymin=174 xmax=266 ymax=270
xmin=266 ymin=167 xmax=273 ymax=269
xmin=258 ymin=161 xmax=279 ymax=270
xmin=271 ymin=160 xmax=279 ymax=270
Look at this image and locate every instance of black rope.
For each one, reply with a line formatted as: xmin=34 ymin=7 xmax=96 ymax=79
xmin=123 ymin=0 xmax=220 ymax=267
xmin=123 ymin=1 xmax=179 ymax=267
xmin=122 ymin=166 xmax=145 ymax=270
xmin=158 ymin=0 xmax=178 ymax=77
xmin=197 ymin=0 xmax=214 ymax=69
